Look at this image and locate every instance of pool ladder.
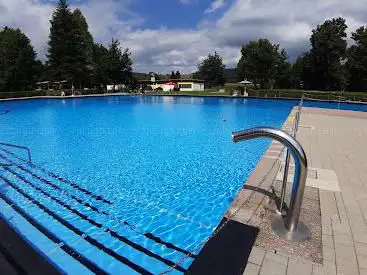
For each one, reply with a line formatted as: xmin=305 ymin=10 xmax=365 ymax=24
xmin=232 ymin=126 xmax=311 ymax=241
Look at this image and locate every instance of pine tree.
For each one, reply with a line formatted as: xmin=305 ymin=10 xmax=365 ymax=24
xmin=0 ymin=27 xmax=37 ymax=92
xmin=47 ymin=0 xmax=91 ymax=87
xmin=92 ymin=43 xmax=109 ymax=86
xmin=170 ymin=71 xmax=175 ymax=79
xmin=106 ymin=38 xmax=132 ymax=86
xmin=72 ymin=9 xmax=94 ymax=85
xmin=175 ymin=70 xmax=181 ymax=79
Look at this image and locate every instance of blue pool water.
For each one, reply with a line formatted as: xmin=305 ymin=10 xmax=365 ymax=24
xmin=0 ymin=96 xmax=366 ymax=274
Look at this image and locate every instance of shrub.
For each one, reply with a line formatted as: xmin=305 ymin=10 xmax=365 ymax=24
xmin=145 ymin=85 xmax=153 ymax=91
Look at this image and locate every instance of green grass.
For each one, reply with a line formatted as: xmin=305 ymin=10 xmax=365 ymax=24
xmin=147 ymin=90 xmax=233 ymax=96
xmin=1 ymin=89 xmax=366 ymax=102
xmin=246 ymin=89 xmax=367 ymax=102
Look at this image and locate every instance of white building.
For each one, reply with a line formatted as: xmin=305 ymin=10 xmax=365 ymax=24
xmin=140 ymin=79 xmax=205 ymax=92
xmin=178 ymin=81 xmax=205 ymax=92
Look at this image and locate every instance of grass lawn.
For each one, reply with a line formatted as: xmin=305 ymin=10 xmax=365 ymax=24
xmin=147 ymin=90 xmax=233 ymax=96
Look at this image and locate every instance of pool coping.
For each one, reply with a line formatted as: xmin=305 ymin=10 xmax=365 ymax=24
xmin=1 ymin=93 xmax=366 ymax=106
xmin=237 ymin=106 xmax=367 ymax=274
xmin=0 ymin=217 xmax=60 ymax=274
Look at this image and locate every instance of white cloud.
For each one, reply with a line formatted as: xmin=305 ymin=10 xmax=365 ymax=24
xmin=0 ymin=0 xmax=54 ymax=59
xmin=204 ymin=0 xmax=226 ymax=14
xmin=73 ymin=0 xmax=143 ymax=45
xmin=1 ymin=0 xmax=367 ymax=73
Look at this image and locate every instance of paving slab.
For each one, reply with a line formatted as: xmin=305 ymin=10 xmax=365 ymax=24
xmin=287 ymin=258 xmax=313 ymax=275
xmin=244 ymin=263 xmax=261 ymax=275
xmin=226 ymin=107 xmax=367 ymax=274
xmin=260 ymin=252 xmax=288 ymax=275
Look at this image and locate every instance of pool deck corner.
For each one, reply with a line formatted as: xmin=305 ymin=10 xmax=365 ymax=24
xmin=230 ymin=107 xmax=367 ymax=275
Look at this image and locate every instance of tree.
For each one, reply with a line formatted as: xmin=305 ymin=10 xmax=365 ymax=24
xmin=175 ymin=70 xmax=181 ymax=79
xmin=309 ymin=17 xmax=347 ymax=91
xmin=72 ymin=9 xmax=94 ymax=85
xmin=47 ymin=0 xmax=91 ymax=87
xmin=34 ymin=60 xmax=48 ymax=82
xmin=292 ymin=52 xmax=314 ymax=90
xmin=197 ymin=51 xmax=225 ymax=87
xmin=274 ymin=49 xmax=292 ymax=89
xmin=92 ymin=43 xmax=109 ymax=86
xmin=105 ymin=38 xmax=132 ymax=86
xmin=170 ymin=71 xmax=175 ymax=79
xmin=0 ymin=27 xmax=37 ymax=92
xmin=237 ymin=39 xmax=288 ymax=89
xmin=346 ymin=26 xmax=367 ymax=92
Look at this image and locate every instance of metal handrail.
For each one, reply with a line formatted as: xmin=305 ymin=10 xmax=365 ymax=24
xmin=278 ymin=94 xmax=304 ymax=214
xmin=232 ymin=127 xmax=311 ymax=241
xmin=0 ymin=142 xmax=32 ymax=165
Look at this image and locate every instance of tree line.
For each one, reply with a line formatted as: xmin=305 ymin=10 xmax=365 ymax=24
xmin=2 ymin=6 xmax=367 ymax=93
xmin=0 ymin=0 xmax=132 ymax=93
xmin=198 ymin=17 xmax=367 ymax=92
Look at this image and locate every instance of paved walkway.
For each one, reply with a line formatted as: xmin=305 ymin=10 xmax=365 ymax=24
xmin=239 ymin=107 xmax=367 ymax=275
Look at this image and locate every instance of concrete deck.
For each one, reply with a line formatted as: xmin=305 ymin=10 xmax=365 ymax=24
xmin=229 ymin=107 xmax=367 ymax=275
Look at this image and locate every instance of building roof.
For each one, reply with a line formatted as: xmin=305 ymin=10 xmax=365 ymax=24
xmin=36 ymin=80 xmax=68 ymax=85
xmin=238 ymin=80 xmax=253 ymax=84
xmin=138 ymin=79 xmax=205 ymax=84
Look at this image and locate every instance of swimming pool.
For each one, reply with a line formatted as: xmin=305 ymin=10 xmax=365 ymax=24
xmin=0 ymin=96 xmax=366 ymax=274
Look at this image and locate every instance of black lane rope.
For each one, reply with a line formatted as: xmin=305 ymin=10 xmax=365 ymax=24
xmin=3 ymin=167 xmax=187 ymax=272
xmin=0 ymin=175 xmax=154 ymax=275
xmin=0 ymin=147 xmax=112 ymax=205
xmin=0 ymin=153 xmax=193 ymax=257
xmin=0 ymin=154 xmax=109 ymax=213
xmin=0 ymin=187 xmax=108 ymax=274
xmin=1 ymin=170 xmax=187 ymax=273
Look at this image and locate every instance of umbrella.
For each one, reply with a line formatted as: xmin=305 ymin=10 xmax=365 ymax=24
xmin=238 ymin=80 xmax=253 ymax=84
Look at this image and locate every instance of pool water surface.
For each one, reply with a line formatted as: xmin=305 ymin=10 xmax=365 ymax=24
xmin=0 ymin=96 xmax=365 ymax=273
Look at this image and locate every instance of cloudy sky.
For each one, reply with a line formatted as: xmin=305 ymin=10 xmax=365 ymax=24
xmin=1 ymin=0 xmax=367 ymax=73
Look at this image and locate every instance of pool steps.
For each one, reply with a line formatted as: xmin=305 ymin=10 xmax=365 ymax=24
xmin=0 ymin=147 xmax=112 ymax=205
xmin=0 ymin=152 xmax=193 ymax=257
xmin=0 ymin=149 xmax=192 ymax=274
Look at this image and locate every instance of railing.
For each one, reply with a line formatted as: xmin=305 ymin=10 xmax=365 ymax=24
xmin=233 ymin=127 xmax=311 ymax=241
xmin=0 ymin=142 xmax=32 ymax=166
xmin=277 ymin=95 xmax=304 ymax=215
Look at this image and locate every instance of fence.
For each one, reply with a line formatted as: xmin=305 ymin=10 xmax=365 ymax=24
xmin=0 ymin=89 xmax=127 ymax=99
xmin=247 ymin=89 xmax=367 ymax=102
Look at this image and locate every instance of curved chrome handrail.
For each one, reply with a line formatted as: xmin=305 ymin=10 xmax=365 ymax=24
xmin=232 ymin=127 xmax=310 ymax=241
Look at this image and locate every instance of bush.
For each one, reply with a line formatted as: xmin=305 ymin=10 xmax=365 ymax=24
xmin=145 ymin=85 xmax=153 ymax=91
xmin=155 ymin=87 xmax=163 ymax=92
xmin=245 ymin=89 xmax=367 ymax=101
xmin=0 ymin=90 xmax=46 ymax=99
